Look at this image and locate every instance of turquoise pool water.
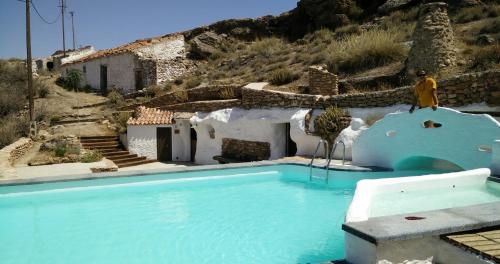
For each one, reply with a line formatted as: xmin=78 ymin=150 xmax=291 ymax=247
xmin=0 ymin=165 xmax=447 ymax=264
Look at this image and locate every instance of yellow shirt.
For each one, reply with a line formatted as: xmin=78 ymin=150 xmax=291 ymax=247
xmin=415 ymin=77 xmax=437 ymax=108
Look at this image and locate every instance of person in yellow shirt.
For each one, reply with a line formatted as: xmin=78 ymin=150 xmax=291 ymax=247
xmin=409 ymin=70 xmax=439 ymax=113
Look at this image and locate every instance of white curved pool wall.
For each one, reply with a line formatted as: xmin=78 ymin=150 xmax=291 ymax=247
xmin=352 ymin=107 xmax=500 ymax=170
xmin=345 ymin=168 xmax=492 ymax=223
xmin=492 ymin=140 xmax=500 ymax=175
xmin=190 ymin=108 xmax=324 ymax=164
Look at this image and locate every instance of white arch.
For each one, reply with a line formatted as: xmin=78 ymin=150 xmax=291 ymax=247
xmin=352 ymin=107 xmax=500 ymax=170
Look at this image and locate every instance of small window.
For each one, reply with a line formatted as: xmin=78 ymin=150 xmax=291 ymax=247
xmin=83 ymin=65 xmax=86 ymax=73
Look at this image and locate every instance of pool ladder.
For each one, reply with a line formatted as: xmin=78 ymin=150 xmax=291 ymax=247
xmin=309 ymin=140 xmax=346 ymax=184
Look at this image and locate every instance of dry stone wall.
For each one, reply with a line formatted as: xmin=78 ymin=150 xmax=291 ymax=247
xmin=221 ymin=138 xmax=271 ymax=162
xmin=0 ymin=137 xmax=33 ymax=178
xmin=309 ymin=66 xmax=339 ymax=95
xmin=406 ymin=2 xmax=457 ymax=76
xmin=150 ymin=70 xmax=499 ymax=112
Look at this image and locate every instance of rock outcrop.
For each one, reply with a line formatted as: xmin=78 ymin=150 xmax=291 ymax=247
xmin=188 ymin=31 xmax=226 ymax=59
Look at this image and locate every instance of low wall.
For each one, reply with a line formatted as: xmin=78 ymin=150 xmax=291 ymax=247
xmin=145 ymin=70 xmax=499 ymax=112
xmin=346 ymin=168 xmax=492 ymax=223
xmin=221 ymin=138 xmax=271 ymax=161
xmin=0 ymin=138 xmax=33 ymax=178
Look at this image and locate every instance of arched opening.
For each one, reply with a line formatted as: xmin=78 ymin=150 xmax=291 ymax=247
xmin=46 ymin=61 xmax=54 ymax=71
xmin=395 ymin=156 xmax=464 ymax=172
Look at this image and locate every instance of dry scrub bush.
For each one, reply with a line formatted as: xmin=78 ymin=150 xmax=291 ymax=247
xmin=470 ymin=44 xmax=500 ymax=70
xmin=80 ymin=149 xmax=103 ymax=163
xmin=326 ymin=29 xmax=407 ymax=73
xmin=107 ymin=90 xmax=125 ymax=106
xmin=172 ymin=90 xmax=188 ymax=103
xmin=185 ymin=77 xmax=201 ymax=89
xmin=455 ymin=5 xmax=500 ymax=23
xmin=268 ymin=68 xmax=300 ymax=85
xmin=218 ymin=87 xmax=235 ymax=99
xmin=0 ymin=114 xmax=29 ymax=149
xmin=480 ymin=17 xmax=500 ymax=34
xmin=248 ymin=37 xmax=286 ymax=58
xmin=314 ymin=106 xmax=350 ymax=146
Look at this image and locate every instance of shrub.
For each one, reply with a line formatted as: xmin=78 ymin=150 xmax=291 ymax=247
xmin=36 ymin=80 xmax=50 ymax=98
xmin=326 ymin=29 xmax=407 ymax=73
xmin=172 ymin=90 xmax=188 ymax=102
xmin=470 ymin=44 xmax=500 ymax=70
xmin=314 ymin=106 xmax=350 ymax=146
xmin=55 ymin=76 xmax=67 ymax=87
xmin=80 ymin=150 xmax=103 ymax=163
xmin=334 ymin=24 xmax=362 ymax=38
xmin=480 ymin=18 xmax=500 ymax=34
xmin=248 ymin=37 xmax=286 ymax=58
xmin=185 ymin=77 xmax=201 ymax=89
xmin=0 ymin=114 xmax=29 ymax=148
xmin=54 ymin=145 xmax=67 ymax=157
xmin=455 ymin=6 xmax=490 ymax=23
xmin=268 ymin=69 xmax=300 ymax=85
xmin=65 ymin=69 xmax=82 ymax=91
xmin=218 ymin=87 xmax=235 ymax=99
xmin=308 ymin=28 xmax=336 ymax=44
xmin=174 ymin=78 xmax=183 ymax=85
xmin=114 ymin=112 xmax=132 ymax=133
xmin=107 ymin=90 xmax=124 ymax=106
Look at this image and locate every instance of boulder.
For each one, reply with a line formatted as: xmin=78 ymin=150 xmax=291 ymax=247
xmin=189 ymin=31 xmax=226 ymax=59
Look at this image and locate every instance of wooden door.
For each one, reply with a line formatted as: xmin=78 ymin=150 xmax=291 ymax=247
xmin=135 ymin=69 xmax=143 ymax=91
xmin=157 ymin=127 xmax=172 ymax=162
xmin=100 ymin=65 xmax=108 ymax=95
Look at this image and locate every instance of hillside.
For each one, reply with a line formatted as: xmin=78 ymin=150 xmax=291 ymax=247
xmin=154 ymin=0 xmax=500 ymax=95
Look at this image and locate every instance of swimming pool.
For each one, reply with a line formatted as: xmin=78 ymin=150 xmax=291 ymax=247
xmin=0 ymin=164 xmax=448 ymax=264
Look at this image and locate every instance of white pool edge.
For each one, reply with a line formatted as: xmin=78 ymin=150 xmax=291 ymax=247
xmin=345 ymin=168 xmax=492 ymax=223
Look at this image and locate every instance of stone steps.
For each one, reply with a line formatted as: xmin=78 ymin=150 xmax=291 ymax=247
xmin=79 ymin=135 xmax=156 ymax=169
xmin=115 ymin=159 xmax=157 ymax=168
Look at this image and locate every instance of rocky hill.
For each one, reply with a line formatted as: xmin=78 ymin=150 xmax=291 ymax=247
xmin=150 ymin=0 xmax=500 ymax=95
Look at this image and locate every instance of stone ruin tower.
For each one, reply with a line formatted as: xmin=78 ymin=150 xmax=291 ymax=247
xmin=406 ymin=2 xmax=457 ymax=77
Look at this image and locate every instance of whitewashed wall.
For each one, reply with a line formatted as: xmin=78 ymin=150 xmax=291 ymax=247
xmin=62 ymin=53 xmax=137 ymax=94
xmin=191 ymin=108 xmax=323 ymax=165
xmin=135 ymin=36 xmax=185 ymax=60
xmin=127 ymin=120 xmax=191 ymax=161
xmin=352 ymin=107 xmax=500 ymax=170
xmin=60 ymin=46 xmax=96 ymax=65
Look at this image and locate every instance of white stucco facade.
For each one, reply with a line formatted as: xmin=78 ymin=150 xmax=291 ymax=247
xmin=352 ymin=107 xmax=500 ymax=170
xmin=63 ymin=53 xmax=138 ymax=93
xmin=127 ymin=120 xmax=191 ymax=162
xmin=191 ymin=108 xmax=324 ymax=165
xmin=60 ymin=35 xmax=187 ymax=94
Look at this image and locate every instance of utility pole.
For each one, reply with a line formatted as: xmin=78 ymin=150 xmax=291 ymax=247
xmin=25 ymin=0 xmax=34 ymax=122
xmin=60 ymin=0 xmax=66 ymax=55
xmin=70 ymin=11 xmax=76 ymax=50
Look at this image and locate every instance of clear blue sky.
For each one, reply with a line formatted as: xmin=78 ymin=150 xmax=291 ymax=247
xmin=0 ymin=0 xmax=298 ymax=59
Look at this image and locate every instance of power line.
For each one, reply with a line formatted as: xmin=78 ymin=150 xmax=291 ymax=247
xmin=18 ymin=0 xmax=61 ymax=25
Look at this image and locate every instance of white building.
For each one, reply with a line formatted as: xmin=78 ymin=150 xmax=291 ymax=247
xmin=60 ymin=34 xmax=189 ymax=94
xmin=127 ymin=107 xmax=193 ymax=162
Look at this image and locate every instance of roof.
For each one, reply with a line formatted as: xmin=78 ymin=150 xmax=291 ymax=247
xmin=127 ymin=106 xmax=175 ymax=125
xmin=66 ymin=33 xmax=183 ymax=65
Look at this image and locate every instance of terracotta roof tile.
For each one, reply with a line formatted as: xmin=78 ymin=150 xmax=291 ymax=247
xmin=127 ymin=106 xmax=174 ymax=125
xmin=65 ymin=33 xmax=182 ymax=65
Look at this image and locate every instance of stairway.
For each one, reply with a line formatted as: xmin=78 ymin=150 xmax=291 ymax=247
xmin=79 ymin=136 xmax=157 ymax=168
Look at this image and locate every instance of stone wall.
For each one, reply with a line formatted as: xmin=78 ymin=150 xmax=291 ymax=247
xmin=138 ymin=58 xmax=157 ymax=88
xmin=146 ymin=70 xmax=500 ymax=112
xmin=187 ymin=85 xmax=242 ymax=101
xmin=406 ymin=2 xmax=457 ymax=76
xmin=0 ymin=137 xmax=33 ymax=178
xmin=221 ymin=138 xmax=270 ymax=161
xmin=309 ymin=65 xmax=339 ymax=95
xmin=161 ymin=99 xmax=241 ymax=112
